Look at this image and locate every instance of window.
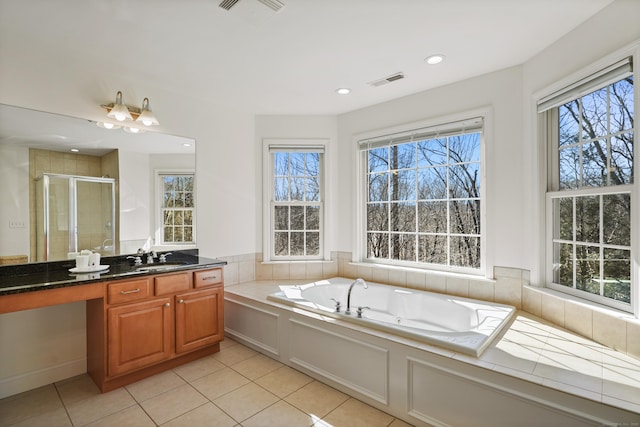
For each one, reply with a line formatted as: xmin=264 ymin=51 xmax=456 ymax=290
xmin=540 ymin=57 xmax=634 ymax=310
xmin=358 ymin=117 xmax=483 ymax=273
xmin=158 ymin=173 xmax=195 ymax=245
xmin=264 ymin=141 xmax=325 ymax=261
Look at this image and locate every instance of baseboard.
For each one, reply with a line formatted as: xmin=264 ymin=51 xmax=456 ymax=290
xmin=0 ymin=357 xmax=86 ymax=399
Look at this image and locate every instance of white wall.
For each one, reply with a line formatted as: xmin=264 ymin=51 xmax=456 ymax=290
xmin=119 ymin=151 xmax=152 ymax=248
xmin=0 ymin=302 xmax=86 ymax=398
xmin=0 ymin=144 xmax=30 ymax=260
xmin=336 ymin=66 xmax=525 ymax=274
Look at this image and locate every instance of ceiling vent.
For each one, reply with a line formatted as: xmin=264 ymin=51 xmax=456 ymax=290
xmin=368 ymin=72 xmax=405 ymax=87
xmin=219 ymin=0 xmax=284 ymax=12
xmin=219 ymin=0 xmax=240 ymax=10
xmin=257 ymin=0 xmax=284 ymax=11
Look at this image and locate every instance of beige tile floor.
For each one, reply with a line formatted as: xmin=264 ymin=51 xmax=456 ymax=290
xmin=0 ymin=338 xmax=413 ymax=427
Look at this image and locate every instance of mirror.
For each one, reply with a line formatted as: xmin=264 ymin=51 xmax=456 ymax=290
xmin=0 ymin=104 xmax=196 ymax=264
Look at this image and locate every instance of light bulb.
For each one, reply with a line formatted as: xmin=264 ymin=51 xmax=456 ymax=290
xmin=96 ymin=121 xmax=121 ymax=130
xmin=106 ymin=91 xmax=133 ymax=122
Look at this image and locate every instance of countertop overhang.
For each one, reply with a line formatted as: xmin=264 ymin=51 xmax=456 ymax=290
xmin=0 ymin=250 xmax=226 ymax=297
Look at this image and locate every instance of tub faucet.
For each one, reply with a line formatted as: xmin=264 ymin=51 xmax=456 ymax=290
xmin=345 ymin=278 xmax=368 ymax=315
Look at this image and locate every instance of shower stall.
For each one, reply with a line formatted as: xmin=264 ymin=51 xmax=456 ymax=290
xmin=35 ymin=174 xmax=116 ymax=262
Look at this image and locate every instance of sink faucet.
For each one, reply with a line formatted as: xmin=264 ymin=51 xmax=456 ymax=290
xmin=136 ymin=248 xmax=157 ymax=264
xmin=345 ymin=278 xmax=368 ymax=315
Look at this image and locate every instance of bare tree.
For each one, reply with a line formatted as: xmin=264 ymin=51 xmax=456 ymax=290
xmin=555 ymin=77 xmax=634 ymax=302
xmin=366 ymin=133 xmax=481 ymax=268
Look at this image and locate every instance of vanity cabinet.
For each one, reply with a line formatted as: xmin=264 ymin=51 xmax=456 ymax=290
xmin=108 ymin=297 xmax=172 ymax=376
xmin=87 ymin=267 xmax=224 ymax=392
xmin=175 ymin=287 xmax=223 ymax=354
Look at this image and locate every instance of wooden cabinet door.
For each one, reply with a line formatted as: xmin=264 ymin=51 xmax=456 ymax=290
xmin=108 ymin=297 xmax=172 ymax=376
xmin=175 ymin=287 xmax=223 ymax=354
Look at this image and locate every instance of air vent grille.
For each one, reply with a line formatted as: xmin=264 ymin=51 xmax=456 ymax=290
xmin=368 ymin=72 xmax=405 ymax=87
xmin=257 ymin=0 xmax=284 ymax=11
xmin=219 ymin=0 xmax=284 ymax=12
xmin=219 ymin=0 xmax=240 ymax=10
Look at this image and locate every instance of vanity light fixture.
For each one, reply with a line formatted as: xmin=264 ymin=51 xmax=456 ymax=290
xmin=136 ymin=98 xmax=159 ymax=126
xmin=123 ymin=126 xmax=145 ymax=134
xmin=101 ymin=91 xmax=160 ymax=128
xmin=106 ymin=91 xmax=133 ymax=121
xmin=96 ymin=121 xmax=122 ymax=130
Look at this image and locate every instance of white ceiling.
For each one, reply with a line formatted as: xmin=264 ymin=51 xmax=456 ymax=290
xmin=0 ymin=0 xmax=614 ymax=117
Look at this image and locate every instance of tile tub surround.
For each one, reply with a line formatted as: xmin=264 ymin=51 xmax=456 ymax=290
xmin=221 ymin=251 xmax=640 ymax=361
xmin=225 ymin=280 xmax=640 ymax=419
xmin=0 ymin=338 xmax=412 ymax=427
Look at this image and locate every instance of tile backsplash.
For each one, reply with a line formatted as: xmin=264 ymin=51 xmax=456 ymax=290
xmin=220 ymin=251 xmax=640 ymax=360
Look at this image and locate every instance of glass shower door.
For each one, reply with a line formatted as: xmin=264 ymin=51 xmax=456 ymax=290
xmin=36 ymin=175 xmax=71 ymax=261
xmin=36 ymin=174 xmax=116 ymax=261
xmin=74 ymin=178 xmax=116 ymax=257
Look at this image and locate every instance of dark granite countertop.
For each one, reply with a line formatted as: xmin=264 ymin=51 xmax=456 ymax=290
xmin=0 ymin=250 xmax=227 ymax=296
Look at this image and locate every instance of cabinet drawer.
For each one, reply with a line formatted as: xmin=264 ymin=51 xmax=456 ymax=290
xmin=108 ymin=279 xmax=151 ymax=305
xmin=194 ymin=268 xmax=223 ymax=288
xmin=155 ymin=272 xmax=191 ymax=296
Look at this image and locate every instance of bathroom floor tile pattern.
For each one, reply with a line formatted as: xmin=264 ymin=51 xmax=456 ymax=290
xmin=0 ymin=338 xmax=414 ymax=427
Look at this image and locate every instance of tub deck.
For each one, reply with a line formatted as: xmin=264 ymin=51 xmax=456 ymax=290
xmin=268 ymin=278 xmax=516 ymax=357
xmin=225 ymin=280 xmax=640 ymax=416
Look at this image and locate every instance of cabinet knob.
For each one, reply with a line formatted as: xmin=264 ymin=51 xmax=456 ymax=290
xmin=178 ymin=299 xmax=184 ymax=304
xmin=165 ymin=303 xmax=170 ymax=307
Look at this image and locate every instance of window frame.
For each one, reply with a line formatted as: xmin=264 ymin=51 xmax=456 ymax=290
xmin=262 ymin=139 xmax=328 ymax=262
xmin=354 ymin=111 xmax=489 ymax=276
xmin=538 ymin=50 xmax=637 ymax=313
xmin=155 ymin=169 xmax=196 ymax=247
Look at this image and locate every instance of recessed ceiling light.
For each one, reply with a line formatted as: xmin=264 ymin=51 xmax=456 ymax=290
xmin=425 ymin=54 xmax=445 ymax=65
xmin=70 ymin=148 xmax=79 ymax=153
xmin=336 ymin=88 xmax=351 ymax=95
xmin=183 ymin=143 xmax=192 ymax=147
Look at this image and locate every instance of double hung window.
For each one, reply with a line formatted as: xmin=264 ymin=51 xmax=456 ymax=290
xmin=540 ymin=57 xmax=634 ymax=310
xmin=158 ymin=172 xmax=195 ymax=245
xmin=264 ymin=142 xmax=325 ymax=261
xmin=359 ymin=117 xmax=484 ymax=273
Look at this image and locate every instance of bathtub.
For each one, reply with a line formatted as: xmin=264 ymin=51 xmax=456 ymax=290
xmin=267 ymin=277 xmax=515 ymax=357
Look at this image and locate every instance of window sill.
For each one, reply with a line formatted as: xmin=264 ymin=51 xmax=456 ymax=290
xmin=348 ymin=261 xmax=496 ymax=284
xmin=260 ymin=259 xmax=334 ymax=265
xmin=526 ymin=284 xmax=638 ymax=322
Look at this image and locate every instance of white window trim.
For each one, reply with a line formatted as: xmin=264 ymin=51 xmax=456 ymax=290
xmin=154 ymin=169 xmax=197 ymax=248
xmin=353 ymin=108 xmax=492 ymax=277
xmin=262 ymin=138 xmax=330 ymax=262
xmin=532 ymin=41 xmax=639 ymax=316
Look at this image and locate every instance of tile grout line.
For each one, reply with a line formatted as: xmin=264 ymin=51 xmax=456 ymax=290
xmin=52 ymin=382 xmax=75 ymax=427
xmin=120 ymin=384 xmax=160 ymax=426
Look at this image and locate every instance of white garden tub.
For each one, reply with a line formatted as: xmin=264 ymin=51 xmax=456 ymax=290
xmin=268 ymin=277 xmax=515 ymax=356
